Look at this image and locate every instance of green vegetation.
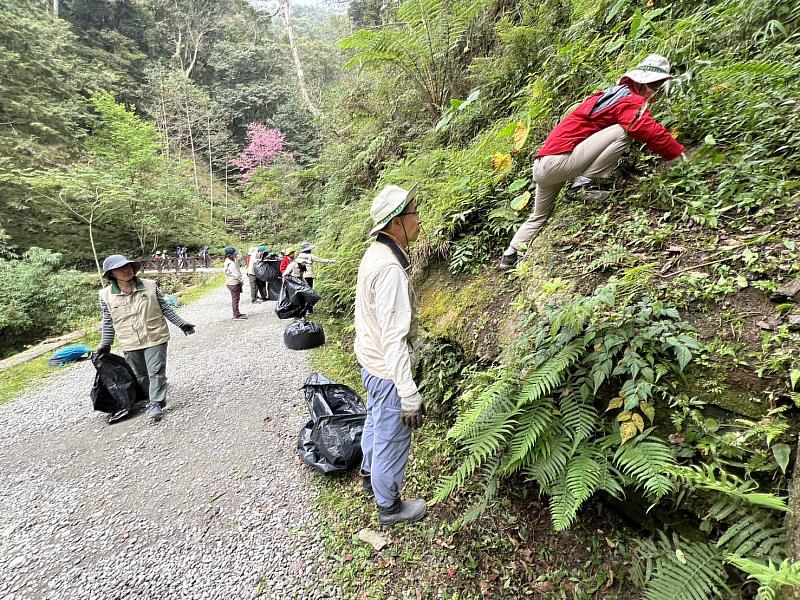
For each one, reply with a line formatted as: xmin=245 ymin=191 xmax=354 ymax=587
xmin=297 ymin=0 xmax=800 ymax=597
xmin=2 ymin=0 xmax=800 ymax=596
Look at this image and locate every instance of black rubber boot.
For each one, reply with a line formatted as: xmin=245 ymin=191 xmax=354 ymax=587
xmin=378 ymin=499 xmax=427 ymax=526
xmin=360 ymin=470 xmax=373 ymax=495
xmin=499 ymin=251 xmax=518 ymax=271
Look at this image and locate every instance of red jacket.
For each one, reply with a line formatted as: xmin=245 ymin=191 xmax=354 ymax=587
xmin=280 ymin=255 xmax=291 ymax=274
xmin=537 ymin=84 xmax=684 ymax=161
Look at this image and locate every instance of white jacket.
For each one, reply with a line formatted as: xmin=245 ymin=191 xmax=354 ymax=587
xmin=354 ymin=236 xmax=420 ymax=398
xmin=224 ymin=257 xmax=243 ymax=285
xmin=289 ymin=251 xmax=333 ymax=279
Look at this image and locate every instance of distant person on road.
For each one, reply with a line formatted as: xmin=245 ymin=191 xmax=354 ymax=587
xmin=279 ymin=248 xmax=295 ymax=275
xmin=355 ymin=184 xmax=426 ymax=526
xmin=498 ymin=54 xmax=686 ymax=270
xmin=96 ymin=255 xmax=196 ymax=423
xmin=246 ymin=245 xmax=268 ymax=304
xmin=224 ymin=246 xmax=247 ymax=320
xmin=201 ymin=246 xmax=210 ymax=268
xmin=292 ymin=242 xmax=335 ymax=289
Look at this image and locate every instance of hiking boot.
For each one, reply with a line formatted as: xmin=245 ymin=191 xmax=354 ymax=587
xmin=499 ymin=250 xmax=519 ymax=271
xmin=147 ymin=403 xmax=163 ymax=422
xmin=378 ymin=499 xmax=427 ymax=526
xmin=564 ymin=176 xmax=610 ymax=202
xmin=233 ymin=314 xmax=248 ymax=320
xmin=360 ymin=470 xmax=373 ymax=495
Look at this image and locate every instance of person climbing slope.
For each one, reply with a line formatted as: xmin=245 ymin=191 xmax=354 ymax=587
xmin=96 ymin=255 xmax=196 ymax=423
xmin=499 ymin=54 xmax=686 ymax=270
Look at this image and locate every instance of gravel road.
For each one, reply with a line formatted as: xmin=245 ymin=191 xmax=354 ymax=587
xmin=0 ymin=284 xmax=340 ymax=599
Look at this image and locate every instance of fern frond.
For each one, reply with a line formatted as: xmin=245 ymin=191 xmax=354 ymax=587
xmin=548 ymin=444 xmax=608 ymax=530
xmin=641 ymin=533 xmax=731 ymax=600
xmin=448 ymin=369 xmax=511 ymax=440
xmin=724 ymin=556 xmax=800 ymax=600
xmin=523 ymin=428 xmax=571 ymax=490
xmin=499 ymin=399 xmax=556 ymax=475
xmin=614 ymin=434 xmax=676 ymax=501
xmin=516 ymin=338 xmax=587 ymax=407
xmin=671 ymin=464 xmax=788 ymax=512
xmin=717 ymin=512 xmax=786 ymax=563
xmin=560 ymin=390 xmax=599 ymax=444
xmin=457 ymin=456 xmax=502 ymax=527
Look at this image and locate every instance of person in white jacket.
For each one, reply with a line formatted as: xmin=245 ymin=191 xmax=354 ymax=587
xmin=282 ymin=243 xmax=334 ymax=288
xmin=354 ymin=184 xmax=426 ymax=526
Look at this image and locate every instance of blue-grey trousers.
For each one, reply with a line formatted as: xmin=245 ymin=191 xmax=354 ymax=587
xmin=124 ymin=343 xmax=168 ymax=408
xmin=360 ymin=368 xmax=412 ymax=509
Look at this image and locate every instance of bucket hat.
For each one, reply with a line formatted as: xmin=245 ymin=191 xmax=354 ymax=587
xmin=368 ymin=184 xmax=417 ymax=236
xmin=300 ymin=242 xmax=314 ymax=253
xmin=102 ymin=255 xmax=141 ymax=280
xmin=619 ymin=54 xmax=673 ymax=86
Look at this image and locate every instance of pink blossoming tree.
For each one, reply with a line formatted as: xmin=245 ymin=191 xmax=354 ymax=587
xmin=232 ymin=123 xmax=286 ymax=184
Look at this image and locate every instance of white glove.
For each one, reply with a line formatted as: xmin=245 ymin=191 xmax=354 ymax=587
xmin=400 ymin=392 xmax=423 ymax=429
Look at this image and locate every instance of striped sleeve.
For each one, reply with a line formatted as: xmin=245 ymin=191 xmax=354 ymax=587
xmin=155 ymin=286 xmax=188 ymax=328
xmin=98 ymin=295 xmax=116 ymax=346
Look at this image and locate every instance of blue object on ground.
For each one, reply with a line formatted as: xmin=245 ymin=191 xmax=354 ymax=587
xmin=48 ymin=344 xmax=93 ymax=367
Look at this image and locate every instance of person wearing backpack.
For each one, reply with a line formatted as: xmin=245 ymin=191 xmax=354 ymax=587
xmin=96 ymin=255 xmax=196 ymax=422
xmin=498 ymin=54 xmax=686 ymax=270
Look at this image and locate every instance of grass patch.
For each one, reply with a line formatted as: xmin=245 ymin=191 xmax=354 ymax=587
xmin=0 ymin=272 xmax=224 ymax=405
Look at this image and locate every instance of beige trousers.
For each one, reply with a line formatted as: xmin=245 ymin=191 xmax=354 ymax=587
xmin=509 ymin=125 xmax=631 ymax=251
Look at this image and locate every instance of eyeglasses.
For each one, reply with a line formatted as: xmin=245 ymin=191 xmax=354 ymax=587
xmin=398 ymin=210 xmax=419 ymax=217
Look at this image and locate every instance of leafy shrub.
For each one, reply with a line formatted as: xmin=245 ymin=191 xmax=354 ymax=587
xmin=0 ymin=248 xmax=98 ymax=355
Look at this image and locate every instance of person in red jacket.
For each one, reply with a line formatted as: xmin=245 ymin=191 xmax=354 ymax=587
xmin=280 ymin=248 xmax=295 ymax=274
xmin=499 ymin=54 xmax=686 ymax=270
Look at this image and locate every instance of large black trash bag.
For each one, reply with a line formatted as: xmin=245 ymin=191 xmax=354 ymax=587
xmin=254 ymin=259 xmax=279 ymax=283
xmin=297 ymin=373 xmax=367 ymax=474
xmin=284 ymin=319 xmax=325 ymax=350
xmin=90 ymin=353 xmax=145 ymax=424
xmin=275 ymin=276 xmax=321 ymax=319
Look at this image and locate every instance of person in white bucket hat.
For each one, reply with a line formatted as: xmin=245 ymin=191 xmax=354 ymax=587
xmin=354 ymin=184 xmax=427 ymax=526
xmin=499 ymin=54 xmax=686 ymax=270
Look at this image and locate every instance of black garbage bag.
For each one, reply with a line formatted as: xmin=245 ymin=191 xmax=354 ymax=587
xmin=275 ymin=276 xmax=321 ymax=319
xmin=297 ymin=373 xmax=367 ymax=474
xmin=254 ymin=259 xmax=279 ymax=283
xmin=90 ymin=353 xmax=145 ymax=424
xmin=284 ymin=319 xmax=325 ymax=350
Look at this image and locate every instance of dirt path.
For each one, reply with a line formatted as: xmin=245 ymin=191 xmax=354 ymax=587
xmin=0 ymin=286 xmax=339 ymax=600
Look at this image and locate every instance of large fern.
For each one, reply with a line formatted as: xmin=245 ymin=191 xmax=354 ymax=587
xmin=724 ymin=556 xmax=800 ymax=600
xmin=637 ymin=533 xmax=732 ymax=600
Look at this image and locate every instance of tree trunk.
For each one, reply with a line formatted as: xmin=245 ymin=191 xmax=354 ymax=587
xmin=207 ymin=113 xmax=213 ymax=225
xmin=184 ymin=96 xmax=200 ymax=194
xmin=280 ymin=0 xmax=322 ymax=118
xmin=224 ymin=158 xmax=229 ymax=225
xmin=52 ymin=0 xmax=59 ymax=18
xmin=87 ymin=206 xmax=101 ymax=279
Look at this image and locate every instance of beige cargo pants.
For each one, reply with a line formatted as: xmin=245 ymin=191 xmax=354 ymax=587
xmin=509 ymin=124 xmax=631 ymax=251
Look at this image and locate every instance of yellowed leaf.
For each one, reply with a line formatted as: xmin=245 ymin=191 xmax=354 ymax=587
xmin=512 ymin=122 xmax=529 ymax=153
xmin=616 ymin=411 xmax=632 ymax=422
xmin=632 ymin=413 xmax=645 ymax=433
xmin=606 ymin=397 xmax=623 ymax=411
xmin=492 ymin=152 xmax=512 ymax=175
xmin=620 ymin=422 xmax=637 ymax=444
xmin=639 ymin=401 xmax=655 ymax=423
xmin=510 ymin=190 xmax=531 ymax=211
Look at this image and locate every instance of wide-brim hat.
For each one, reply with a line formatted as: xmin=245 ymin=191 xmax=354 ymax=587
xmin=300 ymin=242 xmax=314 ymax=253
xmin=368 ymin=184 xmax=417 ymax=236
xmin=619 ymin=54 xmax=673 ymax=86
xmin=102 ymin=255 xmax=141 ymax=280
